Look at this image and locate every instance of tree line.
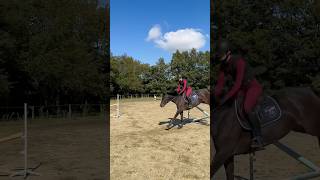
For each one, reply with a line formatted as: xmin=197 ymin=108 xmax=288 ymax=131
xmin=110 ymin=49 xmax=210 ymax=96
xmin=0 ymin=0 xmax=108 ymax=106
xmin=213 ymin=0 xmax=320 ymax=94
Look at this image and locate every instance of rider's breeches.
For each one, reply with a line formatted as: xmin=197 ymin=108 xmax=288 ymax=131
xmin=244 ymin=79 xmax=262 ymax=114
xmin=185 ymin=87 xmax=192 ymax=97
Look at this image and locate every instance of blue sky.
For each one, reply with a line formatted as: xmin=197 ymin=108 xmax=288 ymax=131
xmin=110 ymin=0 xmax=210 ymax=65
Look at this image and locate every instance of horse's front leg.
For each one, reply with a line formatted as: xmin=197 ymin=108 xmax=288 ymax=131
xmin=166 ymin=111 xmax=180 ymax=129
xmin=173 ymin=111 xmax=180 ymax=120
xmin=211 ymin=150 xmax=232 ymax=179
xmin=178 ymin=111 xmax=183 ymax=129
xmin=224 ymin=156 xmax=234 ymax=180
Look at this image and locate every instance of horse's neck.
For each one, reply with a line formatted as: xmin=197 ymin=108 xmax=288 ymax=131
xmin=171 ymin=96 xmax=178 ymax=104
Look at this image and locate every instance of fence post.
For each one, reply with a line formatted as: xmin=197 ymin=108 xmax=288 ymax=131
xmin=24 ymin=103 xmax=28 ymax=177
xmin=82 ymin=101 xmax=88 ymax=117
xmin=100 ymin=104 xmax=103 ymax=114
xmin=68 ymin=104 xmax=72 ymax=119
xmin=39 ymin=106 xmax=44 ymax=118
xmin=31 ymin=106 xmax=34 ymax=120
xmin=56 ymin=99 xmax=60 ymax=118
xmin=117 ymin=94 xmax=120 ymax=118
xmin=11 ymin=103 xmax=40 ymax=178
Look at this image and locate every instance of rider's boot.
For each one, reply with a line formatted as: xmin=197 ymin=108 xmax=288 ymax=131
xmin=187 ymin=97 xmax=192 ymax=109
xmin=248 ymin=111 xmax=264 ymax=150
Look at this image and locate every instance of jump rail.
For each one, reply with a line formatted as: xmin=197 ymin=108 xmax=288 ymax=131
xmin=195 ymin=106 xmax=210 ymax=117
xmin=236 ymin=142 xmax=320 ymax=180
xmin=185 ymin=106 xmax=210 ymax=125
xmin=273 ymin=142 xmax=320 ymax=180
xmin=0 ymin=132 xmax=22 ymax=143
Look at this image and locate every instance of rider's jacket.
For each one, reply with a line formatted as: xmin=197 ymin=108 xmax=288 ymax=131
xmin=215 ymin=57 xmax=255 ymax=100
xmin=177 ymin=79 xmax=187 ymax=95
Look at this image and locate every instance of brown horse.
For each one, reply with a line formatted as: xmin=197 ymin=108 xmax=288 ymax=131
xmin=211 ymin=87 xmax=320 ymax=179
xmin=160 ymin=88 xmax=210 ymax=129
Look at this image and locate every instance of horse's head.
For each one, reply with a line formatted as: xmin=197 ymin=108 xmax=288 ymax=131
xmin=160 ymin=94 xmax=174 ymax=107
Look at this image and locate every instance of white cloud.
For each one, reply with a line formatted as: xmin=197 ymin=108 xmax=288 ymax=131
xmin=146 ymin=25 xmax=162 ymax=41
xmin=146 ymin=25 xmax=206 ymax=52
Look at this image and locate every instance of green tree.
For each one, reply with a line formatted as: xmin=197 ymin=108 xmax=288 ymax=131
xmin=0 ymin=0 xmax=106 ymax=105
xmin=214 ymin=0 xmax=320 ymax=90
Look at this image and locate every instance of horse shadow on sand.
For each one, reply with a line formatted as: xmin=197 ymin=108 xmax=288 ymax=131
xmin=158 ymin=117 xmax=209 ymax=130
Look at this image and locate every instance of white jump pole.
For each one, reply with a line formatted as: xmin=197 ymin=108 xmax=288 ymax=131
xmin=273 ymin=142 xmax=320 ymax=179
xmin=242 ymin=142 xmax=320 ymax=180
xmin=117 ymin=94 xmax=120 ymax=118
xmin=195 ymin=106 xmax=210 ymax=117
xmin=11 ymin=103 xmax=40 ymax=178
xmin=24 ymin=103 xmax=27 ymax=177
xmin=192 ymin=106 xmax=210 ymax=123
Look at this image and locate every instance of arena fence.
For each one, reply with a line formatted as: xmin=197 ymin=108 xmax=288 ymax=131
xmin=0 ymin=103 xmax=106 ymax=121
xmin=110 ymin=94 xmax=161 ymax=118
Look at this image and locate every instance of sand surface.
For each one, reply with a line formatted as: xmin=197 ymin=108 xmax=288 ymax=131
xmin=111 ymin=99 xmax=320 ymax=180
xmin=110 ymin=100 xmax=210 ymax=180
xmin=0 ymin=116 xmax=107 ymax=180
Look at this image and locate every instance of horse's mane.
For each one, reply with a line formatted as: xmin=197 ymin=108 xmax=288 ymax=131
xmin=166 ymin=91 xmax=179 ymax=96
xmin=214 ymin=98 xmax=234 ymax=113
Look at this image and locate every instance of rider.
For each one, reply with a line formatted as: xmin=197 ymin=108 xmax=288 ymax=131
xmin=214 ymin=40 xmax=264 ymax=149
xmin=176 ymin=76 xmax=192 ymax=109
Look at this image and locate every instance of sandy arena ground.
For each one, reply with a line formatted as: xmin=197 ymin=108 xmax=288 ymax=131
xmin=1 ymin=100 xmax=318 ymax=180
xmin=214 ymin=132 xmax=320 ymax=180
xmin=0 ymin=116 xmax=107 ymax=180
xmin=111 ymin=99 xmax=320 ymax=180
xmin=110 ymin=99 xmax=210 ymax=180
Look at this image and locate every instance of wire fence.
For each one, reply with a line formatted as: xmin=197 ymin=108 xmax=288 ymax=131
xmin=0 ymin=103 xmax=106 ymax=121
xmin=109 ymin=94 xmax=162 ymax=119
xmin=110 ymin=94 xmax=161 ymax=101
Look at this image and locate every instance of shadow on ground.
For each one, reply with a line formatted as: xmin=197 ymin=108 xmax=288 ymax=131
xmin=159 ymin=117 xmax=209 ymax=130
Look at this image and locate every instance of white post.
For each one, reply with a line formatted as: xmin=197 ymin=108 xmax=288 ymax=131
xmin=24 ymin=103 xmax=27 ymax=177
xmin=68 ymin=104 xmax=72 ymax=119
xmin=117 ymin=94 xmax=120 ymax=118
xmin=10 ymin=103 xmax=40 ymax=178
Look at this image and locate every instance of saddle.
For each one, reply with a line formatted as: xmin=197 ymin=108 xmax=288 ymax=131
xmin=183 ymin=91 xmax=198 ymax=107
xmin=235 ymin=95 xmax=282 ymax=131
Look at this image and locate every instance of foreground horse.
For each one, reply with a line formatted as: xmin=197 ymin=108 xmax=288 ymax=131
xmin=211 ymin=87 xmax=320 ymax=179
xmin=160 ymin=88 xmax=210 ymax=129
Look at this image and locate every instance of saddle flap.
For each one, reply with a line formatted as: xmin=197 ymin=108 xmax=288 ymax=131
xmin=235 ymin=96 xmax=282 ymax=131
xmin=190 ymin=92 xmax=198 ymax=103
xmin=256 ymin=96 xmax=282 ymax=125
